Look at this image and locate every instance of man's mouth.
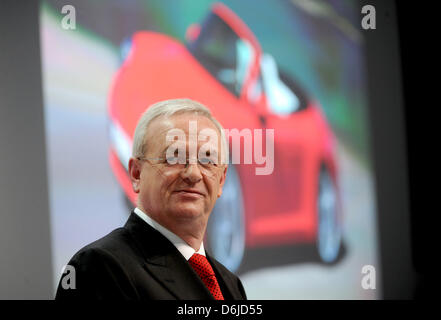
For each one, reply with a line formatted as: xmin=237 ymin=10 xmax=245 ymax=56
xmin=174 ymin=189 xmax=205 ymax=197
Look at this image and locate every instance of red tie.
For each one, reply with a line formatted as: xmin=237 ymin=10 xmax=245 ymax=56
xmin=188 ymin=253 xmax=224 ymax=300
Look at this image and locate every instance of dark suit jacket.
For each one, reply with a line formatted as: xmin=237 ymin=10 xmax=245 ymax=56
xmin=55 ymin=212 xmax=247 ymax=300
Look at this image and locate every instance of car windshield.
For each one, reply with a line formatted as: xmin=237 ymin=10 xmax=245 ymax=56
xmin=187 ymin=12 xmax=253 ymax=97
xmin=260 ymin=53 xmax=301 ymax=116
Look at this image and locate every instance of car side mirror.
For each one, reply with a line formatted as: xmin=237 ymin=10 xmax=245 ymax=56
xmin=185 ymin=23 xmax=201 ymax=43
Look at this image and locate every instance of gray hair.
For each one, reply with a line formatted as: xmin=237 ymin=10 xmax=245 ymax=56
xmin=132 ymin=98 xmax=229 ymax=164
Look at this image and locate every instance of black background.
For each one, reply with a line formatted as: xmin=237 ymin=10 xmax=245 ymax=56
xmin=396 ymin=0 xmax=433 ymax=299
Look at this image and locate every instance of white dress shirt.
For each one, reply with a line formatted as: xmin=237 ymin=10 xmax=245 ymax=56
xmin=134 ymin=207 xmax=205 ymax=260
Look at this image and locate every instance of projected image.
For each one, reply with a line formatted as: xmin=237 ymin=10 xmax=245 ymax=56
xmin=109 ymin=2 xmax=341 ymax=273
xmin=41 ymin=0 xmax=380 ymax=299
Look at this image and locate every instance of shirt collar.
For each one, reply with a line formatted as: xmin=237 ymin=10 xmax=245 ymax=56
xmin=134 ymin=207 xmax=205 ymax=260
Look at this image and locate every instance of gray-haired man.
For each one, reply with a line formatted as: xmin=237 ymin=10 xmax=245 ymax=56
xmin=55 ymin=98 xmax=247 ymax=300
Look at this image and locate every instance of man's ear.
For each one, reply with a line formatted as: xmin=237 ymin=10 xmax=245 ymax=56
xmin=128 ymin=157 xmax=141 ymax=193
xmin=217 ymin=165 xmax=228 ymax=198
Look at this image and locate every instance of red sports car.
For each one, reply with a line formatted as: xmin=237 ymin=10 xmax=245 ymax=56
xmin=108 ymin=3 xmax=342 ymax=272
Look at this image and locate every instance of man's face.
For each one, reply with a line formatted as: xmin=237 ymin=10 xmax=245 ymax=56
xmin=128 ymin=113 xmax=227 ymax=228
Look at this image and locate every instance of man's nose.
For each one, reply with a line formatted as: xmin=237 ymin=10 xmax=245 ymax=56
xmin=180 ymin=162 xmax=203 ymax=183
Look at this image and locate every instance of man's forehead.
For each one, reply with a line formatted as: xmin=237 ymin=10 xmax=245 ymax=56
xmin=144 ymin=113 xmax=222 ymax=151
xmin=148 ymin=114 xmax=219 ymax=136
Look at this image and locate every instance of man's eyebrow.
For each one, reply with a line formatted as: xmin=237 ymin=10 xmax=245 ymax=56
xmin=157 ymin=144 xmax=220 ymax=157
xmin=160 ymin=144 xmax=175 ymax=156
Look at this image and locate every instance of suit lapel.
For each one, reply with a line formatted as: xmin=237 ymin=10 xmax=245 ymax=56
xmin=124 ymin=212 xmax=213 ymax=300
xmin=143 ymin=250 xmax=214 ymax=300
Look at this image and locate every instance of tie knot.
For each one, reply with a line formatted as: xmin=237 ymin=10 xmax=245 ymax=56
xmin=188 ymin=253 xmax=215 ymax=279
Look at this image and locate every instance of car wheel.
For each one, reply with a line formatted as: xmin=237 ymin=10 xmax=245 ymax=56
xmin=206 ymin=165 xmax=245 ymax=272
xmin=316 ymin=166 xmax=342 ymax=263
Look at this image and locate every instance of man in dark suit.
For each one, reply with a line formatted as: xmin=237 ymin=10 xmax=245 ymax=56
xmin=55 ymin=99 xmax=246 ymax=300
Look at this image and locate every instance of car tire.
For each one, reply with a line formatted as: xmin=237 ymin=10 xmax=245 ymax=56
xmin=206 ymin=165 xmax=246 ymax=273
xmin=316 ymin=165 xmax=342 ymax=264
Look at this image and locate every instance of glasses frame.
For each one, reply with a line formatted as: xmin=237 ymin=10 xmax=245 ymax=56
xmin=136 ymin=156 xmax=225 ymax=179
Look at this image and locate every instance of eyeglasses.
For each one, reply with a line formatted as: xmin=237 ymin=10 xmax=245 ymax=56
xmin=137 ymin=155 xmax=223 ymax=179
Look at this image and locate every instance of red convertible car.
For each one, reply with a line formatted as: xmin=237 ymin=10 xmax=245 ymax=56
xmin=108 ymin=3 xmax=342 ymax=272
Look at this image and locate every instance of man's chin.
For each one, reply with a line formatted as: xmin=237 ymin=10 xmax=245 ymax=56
xmin=170 ymin=205 xmax=205 ymax=220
